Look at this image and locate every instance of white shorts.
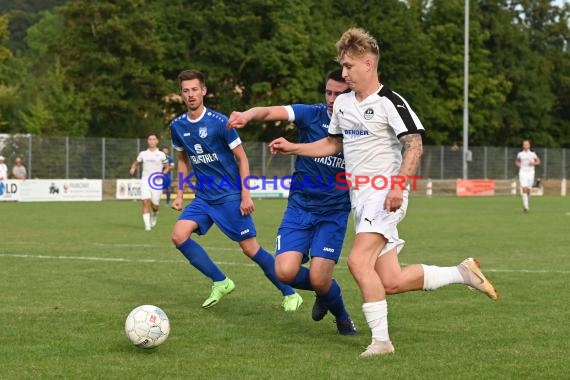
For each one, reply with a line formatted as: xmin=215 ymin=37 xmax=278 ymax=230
xmin=140 ymin=181 xmax=162 ymax=206
xmin=353 ymin=190 xmax=409 ymax=257
xmin=519 ymin=171 xmax=535 ymax=188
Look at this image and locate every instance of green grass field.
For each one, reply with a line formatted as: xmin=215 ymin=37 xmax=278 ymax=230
xmin=1 ymin=196 xmax=569 ymax=379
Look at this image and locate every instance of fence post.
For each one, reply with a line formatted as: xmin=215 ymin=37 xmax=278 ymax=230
xmin=511 ymin=180 xmax=517 ymax=196
xmin=102 ymin=137 xmax=106 ymax=180
xmin=484 ymin=146 xmax=487 ymax=178
xmin=261 ymin=142 xmax=266 ymax=176
xmin=440 ymin=146 xmax=444 ymax=179
xmin=562 ymin=148 xmax=566 ymax=180
xmin=65 ymin=136 xmax=69 ymax=179
xmin=426 ymin=179 xmax=433 ymax=198
xmin=27 ymin=134 xmax=32 ymax=178
xmin=561 ymin=179 xmax=567 ymax=196
xmin=504 ymin=147 xmax=508 ymax=179
xmin=543 ymin=148 xmax=547 ymax=179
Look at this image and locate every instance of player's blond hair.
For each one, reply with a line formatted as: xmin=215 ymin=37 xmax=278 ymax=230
xmin=335 ymin=28 xmax=380 ymax=62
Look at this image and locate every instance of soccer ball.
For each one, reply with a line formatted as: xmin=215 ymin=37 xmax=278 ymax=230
xmin=125 ymin=305 xmax=170 ymax=348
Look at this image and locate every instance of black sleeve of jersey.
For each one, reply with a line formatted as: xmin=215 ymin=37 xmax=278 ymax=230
xmin=378 ymin=86 xmax=424 ymax=138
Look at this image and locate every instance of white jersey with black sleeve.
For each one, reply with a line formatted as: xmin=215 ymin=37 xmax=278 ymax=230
xmin=328 ymin=85 xmax=425 ymax=208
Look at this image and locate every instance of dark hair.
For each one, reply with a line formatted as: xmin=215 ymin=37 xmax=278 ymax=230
xmin=177 ymin=69 xmax=206 ymax=87
xmin=327 ymin=68 xmax=345 ymax=83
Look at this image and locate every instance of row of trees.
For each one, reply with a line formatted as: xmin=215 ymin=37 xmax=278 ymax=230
xmin=0 ymin=0 xmax=569 ymax=147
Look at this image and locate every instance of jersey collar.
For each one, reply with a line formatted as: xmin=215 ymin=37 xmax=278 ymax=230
xmin=186 ymin=107 xmax=207 ymax=123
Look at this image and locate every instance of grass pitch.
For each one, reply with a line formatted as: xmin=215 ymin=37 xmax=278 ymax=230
xmin=0 ymin=196 xmax=569 ymax=379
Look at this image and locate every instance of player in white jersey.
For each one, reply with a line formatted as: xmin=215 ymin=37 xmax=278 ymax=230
xmin=0 ymin=156 xmax=7 ymax=181
xmin=269 ymin=27 xmax=499 ymax=357
xmin=515 ymin=139 xmax=541 ymax=212
xmin=130 ymin=134 xmax=170 ymax=230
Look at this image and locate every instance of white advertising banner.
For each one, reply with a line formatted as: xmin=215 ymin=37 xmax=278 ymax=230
xmin=248 ymin=177 xmax=290 ymax=198
xmin=0 ymin=180 xmax=23 ymax=201
xmin=116 ymin=179 xmax=142 ymax=200
xmin=19 ymin=180 xmax=102 ymax=202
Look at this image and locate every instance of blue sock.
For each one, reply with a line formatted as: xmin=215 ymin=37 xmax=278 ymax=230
xmin=290 ymin=266 xmax=314 ymax=291
xmin=319 ymin=280 xmax=349 ymax=319
xmin=252 ymin=247 xmax=295 ymax=296
xmin=176 ymin=239 xmax=226 ymax=282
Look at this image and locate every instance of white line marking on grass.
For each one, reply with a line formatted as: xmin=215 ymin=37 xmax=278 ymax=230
xmin=1 ymin=253 xmax=569 ymax=273
xmin=0 ymin=253 xmax=256 ymax=267
xmin=90 ymin=242 xmax=239 ymax=251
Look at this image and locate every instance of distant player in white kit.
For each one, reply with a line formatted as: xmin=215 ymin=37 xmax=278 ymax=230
xmin=130 ymin=134 xmax=170 ymax=230
xmin=515 ymin=139 xmax=540 ymax=212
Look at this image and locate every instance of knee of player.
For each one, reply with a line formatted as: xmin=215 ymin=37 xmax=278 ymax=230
xmin=171 ymin=230 xmax=191 ymax=246
xmin=275 ymin=265 xmax=296 ymax=283
xmin=310 ymin=275 xmax=332 ymax=293
xmin=347 ymin=255 xmax=366 ymax=276
xmin=239 ymin=238 xmax=260 ymax=257
xmin=382 ymin=278 xmax=402 ymax=295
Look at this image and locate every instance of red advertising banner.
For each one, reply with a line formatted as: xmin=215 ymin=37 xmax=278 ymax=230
xmin=456 ymin=179 xmax=495 ymax=197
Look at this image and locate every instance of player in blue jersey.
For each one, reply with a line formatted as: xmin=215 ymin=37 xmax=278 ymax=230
xmin=227 ymin=69 xmax=357 ymax=335
xmin=170 ymin=69 xmax=302 ymax=310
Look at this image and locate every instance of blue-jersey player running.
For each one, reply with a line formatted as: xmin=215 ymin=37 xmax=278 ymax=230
xmin=170 ymin=69 xmax=302 ymax=310
xmin=227 ymin=69 xmax=357 ymax=335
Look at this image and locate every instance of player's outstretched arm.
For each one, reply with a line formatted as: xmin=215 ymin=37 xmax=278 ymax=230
xmin=385 ymin=133 xmax=423 ymax=212
xmin=129 ymin=160 xmax=140 ymax=176
xmin=533 ymin=155 xmax=541 ymax=166
xmin=227 ymin=106 xmax=289 ymax=129
xmin=268 ymin=136 xmax=342 ymax=157
xmin=232 ymin=145 xmax=255 ymax=216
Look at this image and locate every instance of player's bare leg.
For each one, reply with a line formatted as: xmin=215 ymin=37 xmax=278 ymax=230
xmin=375 ymin=248 xmax=499 ymax=300
xmin=522 ymin=186 xmax=530 ymax=212
xmin=375 ymin=250 xmax=423 ymax=294
xmin=275 ymin=252 xmax=304 ymax=284
xmin=150 ymin=202 xmax=159 ymax=228
xmin=142 ymin=199 xmax=152 ymax=230
xmin=347 ymin=233 xmax=394 ymax=357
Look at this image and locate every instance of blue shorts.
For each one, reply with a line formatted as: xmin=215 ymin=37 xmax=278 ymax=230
xmin=178 ymin=198 xmax=257 ymax=242
xmin=275 ymin=205 xmax=349 ymax=263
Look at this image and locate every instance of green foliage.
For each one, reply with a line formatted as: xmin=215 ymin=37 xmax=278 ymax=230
xmin=0 ymin=0 xmax=568 ymax=146
xmin=19 ymin=58 xmax=90 ymax=136
xmin=55 ymin=0 xmax=168 ymax=137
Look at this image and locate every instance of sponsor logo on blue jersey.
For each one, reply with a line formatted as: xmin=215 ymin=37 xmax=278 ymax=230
xmin=190 ymin=153 xmax=219 ymax=165
xmin=313 ymin=156 xmax=345 ymax=169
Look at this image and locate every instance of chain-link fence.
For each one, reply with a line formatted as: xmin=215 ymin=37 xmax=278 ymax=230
xmin=0 ymin=134 xmax=568 ymax=180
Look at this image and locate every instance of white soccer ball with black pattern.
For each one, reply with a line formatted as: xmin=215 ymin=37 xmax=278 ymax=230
xmin=125 ymin=305 xmax=170 ymax=348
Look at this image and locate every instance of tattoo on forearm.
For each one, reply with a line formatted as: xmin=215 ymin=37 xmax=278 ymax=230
xmin=400 ymin=134 xmax=423 ymax=175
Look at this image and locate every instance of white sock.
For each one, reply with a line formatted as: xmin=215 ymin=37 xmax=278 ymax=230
xmin=422 ymin=264 xmax=464 ymax=290
xmin=362 ymin=300 xmax=389 ymax=342
xmin=143 ymin=213 xmax=151 ymax=229
xmin=522 ymin=193 xmax=529 ymax=209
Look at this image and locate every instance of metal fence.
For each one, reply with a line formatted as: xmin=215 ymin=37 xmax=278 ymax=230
xmin=0 ymin=134 xmax=568 ymax=180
